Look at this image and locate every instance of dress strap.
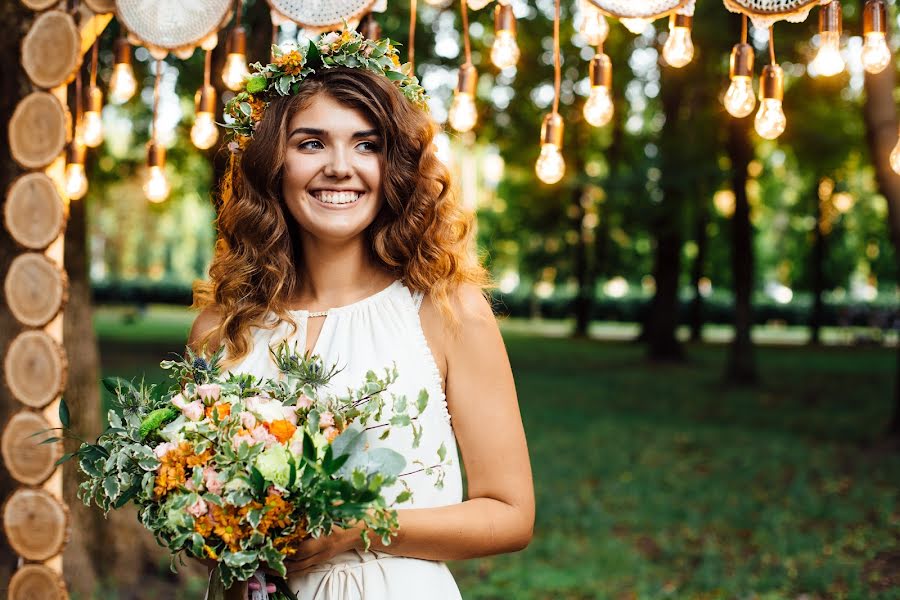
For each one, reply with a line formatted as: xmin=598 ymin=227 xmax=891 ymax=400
xmin=411 ymin=289 xmax=425 ymax=313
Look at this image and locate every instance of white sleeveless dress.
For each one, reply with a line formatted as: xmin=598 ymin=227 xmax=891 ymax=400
xmin=219 ymin=279 xmax=464 ymax=600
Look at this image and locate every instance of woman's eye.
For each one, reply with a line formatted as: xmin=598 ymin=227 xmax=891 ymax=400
xmin=298 ymin=140 xmax=324 ymax=150
xmin=357 ymin=141 xmax=381 ymax=152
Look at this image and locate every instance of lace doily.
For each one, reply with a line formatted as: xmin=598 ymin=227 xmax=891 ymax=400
xmin=722 ymin=0 xmax=827 ymax=29
xmin=115 ymin=0 xmax=231 ymax=51
xmin=586 ymin=0 xmax=690 ymax=18
xmin=267 ymin=0 xmax=377 ymax=29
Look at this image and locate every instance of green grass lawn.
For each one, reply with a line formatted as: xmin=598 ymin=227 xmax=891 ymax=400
xmin=93 ymin=305 xmax=900 ymax=600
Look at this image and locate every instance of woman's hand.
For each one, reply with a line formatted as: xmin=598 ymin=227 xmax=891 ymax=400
xmin=274 ymin=523 xmax=364 ymax=577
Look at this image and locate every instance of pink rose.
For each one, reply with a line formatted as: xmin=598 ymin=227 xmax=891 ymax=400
xmin=239 ymin=411 xmax=257 ymax=430
xmin=250 ymin=425 xmax=277 ymax=448
xmin=296 ymin=395 xmax=314 ymax=410
xmin=203 ymin=467 xmax=224 ymax=495
xmin=281 ymin=406 xmax=298 ymax=426
xmin=153 ymin=442 xmax=176 ymax=459
xmin=197 ymin=383 xmax=221 ymax=403
xmin=321 ymin=32 xmax=340 ymax=45
xmin=171 ymin=393 xmax=188 ymax=410
xmin=323 ymin=426 xmax=340 ymax=442
xmin=232 ymin=432 xmax=255 ymax=452
xmin=183 ymin=400 xmax=204 ymax=422
xmin=187 ymin=497 xmax=208 ymax=518
xmin=319 ymin=411 xmax=335 ymax=429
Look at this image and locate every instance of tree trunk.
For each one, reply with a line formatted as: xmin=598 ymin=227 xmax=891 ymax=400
xmin=689 ymin=199 xmax=710 ymax=342
xmin=809 ymin=191 xmax=826 ymax=346
xmin=862 ymin=56 xmax=900 ymax=437
xmin=725 ymin=115 xmax=757 ymax=383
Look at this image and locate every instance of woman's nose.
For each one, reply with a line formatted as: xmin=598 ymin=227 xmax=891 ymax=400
xmin=323 ymin=148 xmax=352 ymax=178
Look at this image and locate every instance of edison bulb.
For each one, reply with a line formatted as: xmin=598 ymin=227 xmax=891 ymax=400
xmin=144 ymin=166 xmax=171 ymax=203
xmin=191 ymin=113 xmax=219 ymax=149
xmin=64 ymin=163 xmax=88 ymax=200
xmin=584 ymin=86 xmax=614 ymax=127
xmin=811 ymin=31 xmax=844 ymax=76
xmin=109 ymin=63 xmax=137 ymax=104
xmin=449 ymin=92 xmax=477 ymax=132
xmin=535 ymin=143 xmax=565 ymax=184
xmin=621 ymin=18 xmax=651 ymax=35
xmin=754 ymin=98 xmax=786 ymax=140
xmin=222 ymin=53 xmax=250 ymax=91
xmin=663 ymin=26 xmax=694 ymax=68
xmin=890 ymin=135 xmax=900 ymax=175
xmin=491 ymin=30 xmax=520 ymax=69
xmin=723 ymin=76 xmax=756 ymax=118
xmin=80 ymin=111 xmax=103 ymax=148
xmin=862 ymin=32 xmax=891 ymax=74
xmin=580 ymin=11 xmax=609 ymax=46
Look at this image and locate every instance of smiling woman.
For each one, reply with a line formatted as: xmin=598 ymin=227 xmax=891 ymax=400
xmin=190 ymin=62 xmax=533 ymax=600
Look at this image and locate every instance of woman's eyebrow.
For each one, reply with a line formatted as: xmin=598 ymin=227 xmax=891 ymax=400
xmin=352 ymin=129 xmax=380 ymax=139
xmin=288 ymin=127 xmax=326 ymax=138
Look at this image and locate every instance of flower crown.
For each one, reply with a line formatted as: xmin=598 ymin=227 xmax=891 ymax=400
xmin=223 ymin=28 xmax=428 ymax=153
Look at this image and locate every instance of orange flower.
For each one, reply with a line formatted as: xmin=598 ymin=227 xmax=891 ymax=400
xmin=206 ymin=402 xmax=232 ymax=421
xmin=265 ymin=419 xmax=297 ymax=444
xmin=273 ymin=51 xmax=305 ymax=76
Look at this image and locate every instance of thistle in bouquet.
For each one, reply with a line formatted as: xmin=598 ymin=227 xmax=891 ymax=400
xmin=56 ymin=341 xmax=451 ymax=598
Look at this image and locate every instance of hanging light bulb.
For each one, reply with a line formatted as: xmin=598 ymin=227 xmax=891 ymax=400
xmin=191 ymin=85 xmax=219 ymax=149
xmin=724 ymin=42 xmax=756 ymax=118
xmin=109 ymin=37 xmax=136 ymax=104
xmin=80 ymin=85 xmax=104 ymax=148
xmin=663 ymin=13 xmax=694 ymax=68
xmin=222 ymin=26 xmax=250 ymax=91
xmin=449 ymin=64 xmax=478 ymax=132
xmin=621 ymin=17 xmax=651 ymax=35
xmin=889 ymin=128 xmax=900 ymax=174
xmin=811 ymin=1 xmax=844 ymax=77
xmin=535 ymin=113 xmax=565 ymax=184
xmin=584 ymin=53 xmax=614 ymax=127
xmin=755 ymin=64 xmax=786 ymax=139
xmin=491 ymin=4 xmax=520 ymax=69
xmin=578 ymin=2 xmax=609 ymax=46
xmin=862 ymin=0 xmax=891 ymax=74
xmin=64 ymin=140 xmax=88 ymax=200
xmin=144 ymin=142 xmax=171 ymax=203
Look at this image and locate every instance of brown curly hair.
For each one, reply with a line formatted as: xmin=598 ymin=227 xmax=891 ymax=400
xmin=192 ymin=67 xmax=489 ymax=367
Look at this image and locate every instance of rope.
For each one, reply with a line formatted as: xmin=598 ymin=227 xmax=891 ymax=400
xmin=552 ymin=0 xmax=561 ymax=115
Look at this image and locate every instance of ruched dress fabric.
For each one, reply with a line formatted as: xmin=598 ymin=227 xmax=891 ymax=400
xmin=217 ymin=279 xmax=464 ymax=600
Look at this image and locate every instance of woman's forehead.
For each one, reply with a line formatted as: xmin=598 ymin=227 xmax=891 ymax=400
xmin=287 ymin=94 xmax=375 ymax=134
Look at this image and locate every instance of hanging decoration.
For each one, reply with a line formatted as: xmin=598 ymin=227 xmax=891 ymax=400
xmin=81 ymin=31 xmax=104 ymax=148
xmin=578 ymin=0 xmax=610 ymax=46
xmin=449 ymin=0 xmax=478 ymax=132
xmin=755 ymin=27 xmax=786 ymax=140
xmin=810 ymin=1 xmax=844 ymax=77
xmin=584 ymin=52 xmax=614 ymax=127
xmin=192 ymin=50 xmax=219 ymax=150
xmin=722 ymin=0 xmax=819 ymax=29
xmin=535 ymin=0 xmax=565 ymax=184
xmin=268 ymin=0 xmax=377 ymax=32
xmin=491 ymin=2 xmax=520 ymax=69
xmin=115 ymin=0 xmax=231 ymax=57
xmin=109 ymin=37 xmax=137 ymax=104
xmin=861 ymin=0 xmax=890 ymax=74
xmin=662 ymin=2 xmax=695 ymax=67
xmin=723 ymin=15 xmax=756 ymax=118
xmin=144 ymin=60 xmax=171 ymax=203
xmin=222 ymin=0 xmax=250 ymax=91
xmin=64 ymin=65 xmax=88 ymax=200
xmin=587 ymin=0 xmax=689 ymax=33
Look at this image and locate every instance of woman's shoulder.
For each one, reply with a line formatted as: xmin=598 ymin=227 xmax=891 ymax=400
xmin=187 ymin=305 xmax=224 ymax=356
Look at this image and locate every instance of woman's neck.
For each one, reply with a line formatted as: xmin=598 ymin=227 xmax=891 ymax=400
xmin=292 ymin=235 xmax=394 ymax=311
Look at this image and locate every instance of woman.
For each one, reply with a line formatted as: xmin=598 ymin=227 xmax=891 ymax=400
xmin=189 ymin=32 xmax=533 ymax=599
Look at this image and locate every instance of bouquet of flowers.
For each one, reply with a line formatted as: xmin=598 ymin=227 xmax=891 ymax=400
xmin=55 ymin=342 xmax=447 ymax=598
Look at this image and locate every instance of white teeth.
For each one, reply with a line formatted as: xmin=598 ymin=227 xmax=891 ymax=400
xmin=314 ymin=191 xmax=361 ymax=205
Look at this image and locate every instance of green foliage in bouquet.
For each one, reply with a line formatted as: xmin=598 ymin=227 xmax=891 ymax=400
xmin=55 ymin=341 xmax=451 ymax=593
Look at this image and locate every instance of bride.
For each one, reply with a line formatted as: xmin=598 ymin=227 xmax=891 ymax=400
xmin=189 ymin=30 xmax=533 ymax=599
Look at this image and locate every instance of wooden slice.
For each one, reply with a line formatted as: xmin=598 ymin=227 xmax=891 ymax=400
xmin=4 ymin=252 xmax=68 ymax=328
xmin=9 ymin=564 xmax=68 ymax=600
xmin=8 ymin=92 xmax=67 ymax=170
xmin=21 ymin=10 xmax=81 ymax=89
xmin=84 ymin=0 xmax=116 ymax=13
xmin=20 ymin=0 xmax=61 ymax=10
xmin=3 ymin=487 xmax=69 ymax=561
xmin=4 ymin=172 xmax=66 ymax=250
xmin=2 ymin=410 xmax=62 ymax=486
xmin=4 ymin=330 xmax=68 ymax=409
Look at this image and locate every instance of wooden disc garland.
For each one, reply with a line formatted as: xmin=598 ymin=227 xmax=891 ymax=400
xmin=20 ymin=0 xmax=61 ymax=11
xmin=1 ymin=411 xmax=62 ymax=486
xmin=8 ymin=564 xmax=68 ymax=600
xmin=4 ymin=252 xmax=68 ymax=327
xmin=84 ymin=0 xmax=116 ymax=13
xmin=3 ymin=487 xmax=69 ymax=561
xmin=4 ymin=331 xmax=68 ymax=409
xmin=116 ymin=0 xmax=231 ymax=51
xmin=21 ymin=10 xmax=81 ymax=89
xmin=268 ymin=0 xmax=376 ymax=29
xmin=8 ymin=92 xmax=67 ymax=170
xmin=4 ymin=173 xmax=66 ymax=250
